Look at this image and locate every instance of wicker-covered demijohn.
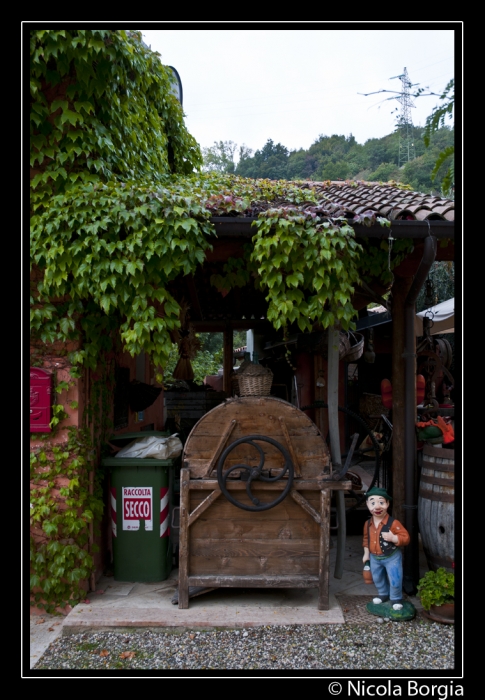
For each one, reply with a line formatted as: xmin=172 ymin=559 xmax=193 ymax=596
xmin=237 ymin=362 xmax=273 ymax=397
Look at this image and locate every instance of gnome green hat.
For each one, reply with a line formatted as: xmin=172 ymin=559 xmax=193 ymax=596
xmin=365 ymin=487 xmax=392 ymax=501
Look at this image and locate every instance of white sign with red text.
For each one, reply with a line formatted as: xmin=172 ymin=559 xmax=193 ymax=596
xmin=122 ymin=486 xmax=153 ymax=531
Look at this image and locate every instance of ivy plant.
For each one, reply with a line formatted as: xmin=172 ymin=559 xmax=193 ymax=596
xmin=30 ymin=30 xmax=417 ymax=607
xmin=30 ymin=424 xmax=104 ymax=612
xmin=30 ymin=30 xmax=410 ymax=381
xmin=30 ymin=358 xmax=115 ymax=611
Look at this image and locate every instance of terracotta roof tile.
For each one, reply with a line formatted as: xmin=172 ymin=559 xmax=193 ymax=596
xmin=400 ymin=203 xmax=431 ymax=214
xmin=377 ymin=205 xmax=393 ymax=216
xmin=390 ymin=208 xmax=415 ymax=220
xmin=297 ymin=180 xmax=454 ymax=223
xmin=414 ymin=208 xmax=436 ymax=220
xmin=431 ymin=204 xmax=455 ymax=215
xmin=352 ymin=205 xmax=374 ymax=215
xmin=422 ymin=212 xmax=446 ymax=220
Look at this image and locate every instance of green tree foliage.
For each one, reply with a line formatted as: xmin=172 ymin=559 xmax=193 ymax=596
xmin=400 ymin=126 xmax=454 ymax=193
xmin=202 ymin=140 xmax=238 ymax=173
xmin=320 ymin=159 xmax=351 ymax=181
xmin=367 ymin=162 xmax=400 ymax=183
xmin=286 ymin=134 xmax=359 ymax=181
xmin=163 ymin=343 xmax=223 ymax=385
xmin=233 ymin=330 xmax=247 ymax=349
xmin=163 ymin=331 xmax=247 ymax=385
xmin=423 ymin=79 xmax=455 ymax=195
xmin=236 ymin=139 xmax=289 ymax=180
xmin=198 ymin=332 xmax=223 ymax=356
xmin=233 ymin=126 xmax=451 ymax=193
xmin=286 ymin=149 xmax=319 ymax=180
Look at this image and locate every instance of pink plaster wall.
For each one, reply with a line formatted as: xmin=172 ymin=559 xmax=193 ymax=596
xmin=30 ymin=346 xmax=167 ymax=611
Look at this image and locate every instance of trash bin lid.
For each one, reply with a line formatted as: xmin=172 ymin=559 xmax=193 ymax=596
xmin=101 ymin=457 xmax=175 ymax=467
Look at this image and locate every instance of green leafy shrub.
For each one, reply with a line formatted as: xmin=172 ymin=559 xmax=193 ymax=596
xmin=416 ymin=567 xmax=454 ymax=611
xmin=30 ymin=426 xmax=104 ymax=611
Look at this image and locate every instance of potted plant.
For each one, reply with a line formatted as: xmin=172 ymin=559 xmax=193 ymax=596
xmin=416 ymin=567 xmax=455 ymax=624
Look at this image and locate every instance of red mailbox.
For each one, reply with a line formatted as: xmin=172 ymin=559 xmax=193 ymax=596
xmin=30 ymin=367 xmax=53 ymax=433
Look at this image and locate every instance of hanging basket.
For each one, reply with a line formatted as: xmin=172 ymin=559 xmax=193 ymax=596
xmin=299 ymin=330 xmax=350 ymax=360
xmin=343 ymin=331 xmax=364 ymax=362
xmin=238 ymin=363 xmax=273 ymax=397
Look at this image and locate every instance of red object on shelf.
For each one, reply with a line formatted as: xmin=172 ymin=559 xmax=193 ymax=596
xmin=380 ymin=379 xmax=393 ymax=409
xmin=30 ymin=367 xmax=53 ymax=433
xmin=381 ymin=375 xmax=427 ymax=409
xmin=416 ymin=374 xmax=426 ymax=405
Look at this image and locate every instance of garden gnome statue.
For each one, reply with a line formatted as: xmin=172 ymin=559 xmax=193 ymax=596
xmin=363 ymin=487 xmax=416 ymax=621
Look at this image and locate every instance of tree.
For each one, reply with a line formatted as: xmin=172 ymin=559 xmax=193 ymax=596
xmin=287 ymin=149 xmax=319 ymax=180
xmin=202 ymin=140 xmax=238 ymax=173
xmin=163 ymin=343 xmax=223 ymax=385
xmin=236 ymin=139 xmax=289 ymax=180
xmin=319 ymin=159 xmax=350 ymax=181
xmin=400 ymin=126 xmax=454 ymax=194
xmin=423 ymin=79 xmax=454 ymax=196
xmin=368 ymin=162 xmax=400 ymax=183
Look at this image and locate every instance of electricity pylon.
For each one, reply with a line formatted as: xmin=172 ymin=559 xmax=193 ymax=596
xmin=391 ymin=67 xmax=416 ymax=167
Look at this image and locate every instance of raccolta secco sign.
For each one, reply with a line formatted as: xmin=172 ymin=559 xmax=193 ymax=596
xmin=122 ymin=487 xmax=153 ymax=531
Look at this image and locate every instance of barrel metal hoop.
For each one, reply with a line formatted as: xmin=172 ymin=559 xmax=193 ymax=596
xmin=419 ymin=474 xmax=454 ymax=488
xmin=423 ymin=460 xmax=455 ymax=472
xmin=419 ymin=489 xmax=454 ymax=503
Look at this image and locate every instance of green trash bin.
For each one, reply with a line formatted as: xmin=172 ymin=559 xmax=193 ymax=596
xmin=102 ymin=432 xmax=179 ymax=582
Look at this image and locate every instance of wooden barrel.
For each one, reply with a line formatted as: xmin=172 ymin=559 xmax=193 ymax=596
xmin=418 ymin=445 xmax=454 ymax=572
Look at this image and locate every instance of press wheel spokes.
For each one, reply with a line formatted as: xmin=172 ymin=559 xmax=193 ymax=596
xmin=217 ymin=435 xmax=294 ymax=512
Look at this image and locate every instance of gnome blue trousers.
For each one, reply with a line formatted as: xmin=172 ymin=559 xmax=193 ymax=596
xmin=370 ymin=548 xmax=403 ymax=602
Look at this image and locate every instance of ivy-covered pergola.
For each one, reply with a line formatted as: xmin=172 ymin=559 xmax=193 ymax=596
xmin=29 ymin=29 xmax=455 ymax=608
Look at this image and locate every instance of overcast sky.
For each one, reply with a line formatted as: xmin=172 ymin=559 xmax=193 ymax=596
xmin=141 ymin=25 xmax=456 ymax=160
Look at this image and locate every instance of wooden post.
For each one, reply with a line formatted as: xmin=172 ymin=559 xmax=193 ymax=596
xmin=327 ymin=327 xmax=346 ymax=579
xmin=391 ymin=275 xmax=414 ymax=523
xmin=318 ymin=488 xmax=331 ymax=610
xmin=223 ymin=325 xmax=233 ymax=395
xmin=178 ymin=468 xmax=190 ymax=609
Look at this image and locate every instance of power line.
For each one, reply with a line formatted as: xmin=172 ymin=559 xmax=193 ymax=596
xmin=186 ymin=65 xmax=452 ymax=113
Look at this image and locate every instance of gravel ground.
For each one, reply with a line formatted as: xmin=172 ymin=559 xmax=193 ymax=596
xmin=33 ymin=619 xmax=454 ymax=671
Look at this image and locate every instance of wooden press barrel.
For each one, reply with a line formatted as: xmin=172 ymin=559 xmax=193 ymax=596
xmin=417 ymin=445 xmax=454 ymax=572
